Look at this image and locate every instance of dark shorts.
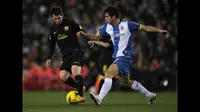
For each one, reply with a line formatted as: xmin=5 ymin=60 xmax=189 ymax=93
xmin=60 ymin=49 xmax=85 ymax=73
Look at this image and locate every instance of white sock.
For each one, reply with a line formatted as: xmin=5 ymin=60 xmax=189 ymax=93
xmin=98 ymin=78 xmax=112 ymax=101
xmin=131 ymin=81 xmax=151 ymax=98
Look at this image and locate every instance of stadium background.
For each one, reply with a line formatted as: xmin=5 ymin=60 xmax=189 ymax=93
xmin=23 ymin=0 xmax=177 ymax=109
xmin=23 ymin=0 xmax=177 ymax=111
xmin=23 ymin=0 xmax=177 ymax=92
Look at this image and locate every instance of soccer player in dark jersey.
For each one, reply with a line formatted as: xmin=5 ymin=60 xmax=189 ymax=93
xmin=45 ymin=6 xmax=86 ymax=103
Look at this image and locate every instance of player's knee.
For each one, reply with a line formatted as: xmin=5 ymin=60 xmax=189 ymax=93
xmin=71 ymin=65 xmax=81 ymax=76
xmin=104 ymin=70 xmax=114 ymax=78
xmin=113 ymin=75 xmax=120 ymax=80
xmin=60 ymin=70 xmax=70 ymax=81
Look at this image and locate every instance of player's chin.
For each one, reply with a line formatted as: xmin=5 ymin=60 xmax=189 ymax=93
xmin=55 ymin=22 xmax=61 ymax=25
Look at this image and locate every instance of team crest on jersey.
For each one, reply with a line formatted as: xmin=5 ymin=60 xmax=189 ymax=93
xmin=64 ymin=26 xmax=69 ymax=31
xmin=120 ymin=26 xmax=124 ymax=30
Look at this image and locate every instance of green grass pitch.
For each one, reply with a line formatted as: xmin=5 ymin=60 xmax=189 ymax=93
xmin=23 ymin=91 xmax=177 ymax=112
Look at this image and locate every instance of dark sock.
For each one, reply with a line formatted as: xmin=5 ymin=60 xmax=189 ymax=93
xmin=75 ymin=75 xmax=84 ymax=97
xmin=64 ymin=76 xmax=77 ymax=88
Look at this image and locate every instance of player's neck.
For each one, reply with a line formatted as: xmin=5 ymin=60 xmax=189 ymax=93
xmin=112 ymin=19 xmax=120 ymax=27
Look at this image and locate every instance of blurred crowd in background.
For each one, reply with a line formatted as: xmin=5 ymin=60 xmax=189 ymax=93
xmin=23 ymin=0 xmax=177 ymax=91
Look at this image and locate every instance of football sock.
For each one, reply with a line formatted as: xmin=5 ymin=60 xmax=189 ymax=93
xmin=75 ymin=75 xmax=84 ymax=97
xmin=98 ymin=79 xmax=104 ymax=94
xmin=98 ymin=78 xmax=117 ymax=94
xmin=64 ymin=76 xmax=77 ymax=88
xmin=98 ymin=78 xmax=112 ymax=101
xmin=131 ymin=81 xmax=151 ymax=98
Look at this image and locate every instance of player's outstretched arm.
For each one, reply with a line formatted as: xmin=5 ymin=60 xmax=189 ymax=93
xmin=79 ymin=31 xmax=101 ymax=40
xmin=88 ymin=40 xmax=110 ymax=48
xmin=140 ymin=24 xmax=169 ymax=38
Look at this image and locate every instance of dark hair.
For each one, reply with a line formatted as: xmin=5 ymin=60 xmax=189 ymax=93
xmin=50 ymin=6 xmax=63 ymax=16
xmin=104 ymin=6 xmax=120 ymax=18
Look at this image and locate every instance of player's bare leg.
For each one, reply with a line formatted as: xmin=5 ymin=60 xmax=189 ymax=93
xmin=89 ymin=64 xmax=119 ymax=106
xmin=71 ymin=65 xmax=86 ymax=103
xmin=119 ymin=76 xmax=156 ymax=104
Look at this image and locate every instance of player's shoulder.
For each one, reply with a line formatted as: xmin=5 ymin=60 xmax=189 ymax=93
xmin=100 ymin=22 xmax=109 ymax=29
xmin=49 ymin=23 xmax=57 ymax=32
xmin=121 ymin=20 xmax=129 ymax=23
xmin=119 ymin=20 xmax=129 ymax=26
xmin=128 ymin=20 xmax=139 ymax=24
xmin=63 ymin=18 xmax=78 ymax=25
xmin=122 ymin=20 xmax=140 ymax=27
xmin=121 ymin=20 xmax=136 ymax=24
xmin=50 ymin=22 xmax=56 ymax=27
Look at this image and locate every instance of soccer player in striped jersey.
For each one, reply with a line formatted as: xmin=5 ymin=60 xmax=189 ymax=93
xmin=81 ymin=6 xmax=169 ymax=106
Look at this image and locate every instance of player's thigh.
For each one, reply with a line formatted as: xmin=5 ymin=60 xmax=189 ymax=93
xmin=70 ymin=49 xmax=85 ymax=76
xmin=71 ymin=65 xmax=81 ymax=76
xmin=104 ymin=64 xmax=120 ymax=78
xmin=60 ymin=58 xmax=71 ymax=79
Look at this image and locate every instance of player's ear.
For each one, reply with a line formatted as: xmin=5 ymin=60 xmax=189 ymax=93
xmin=112 ymin=15 xmax=116 ymax=19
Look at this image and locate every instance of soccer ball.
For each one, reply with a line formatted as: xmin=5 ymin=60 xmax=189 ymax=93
xmin=66 ymin=91 xmax=79 ymax=104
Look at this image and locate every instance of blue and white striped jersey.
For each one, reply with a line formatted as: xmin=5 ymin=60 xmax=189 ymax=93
xmin=98 ymin=20 xmax=141 ymax=58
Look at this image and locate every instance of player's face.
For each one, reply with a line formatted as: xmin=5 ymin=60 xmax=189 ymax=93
xmin=52 ymin=14 xmax=63 ymax=25
xmin=104 ymin=13 xmax=112 ymax=24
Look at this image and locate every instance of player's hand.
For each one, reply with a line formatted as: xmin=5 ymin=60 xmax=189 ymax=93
xmin=79 ymin=31 xmax=87 ymax=37
xmin=160 ymin=30 xmax=169 ymax=38
xmin=45 ymin=59 xmax=51 ymax=67
xmin=88 ymin=41 xmax=95 ymax=48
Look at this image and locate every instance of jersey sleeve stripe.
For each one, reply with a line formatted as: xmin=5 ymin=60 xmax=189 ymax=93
xmin=139 ymin=24 xmax=142 ymax=30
